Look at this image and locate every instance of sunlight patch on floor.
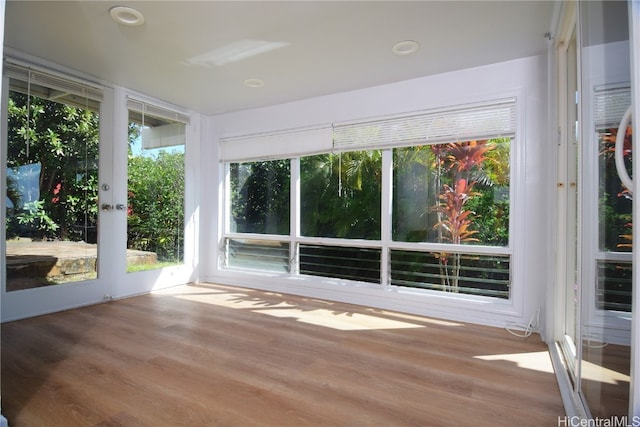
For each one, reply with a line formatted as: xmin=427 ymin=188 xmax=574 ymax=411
xmin=171 ymin=290 xmax=296 ymax=310
xmin=254 ymin=308 xmax=425 ymax=331
xmin=474 ymin=351 xmax=555 ymax=374
xmin=581 ymin=359 xmax=630 ymax=385
xmin=368 ymin=310 xmax=462 ymax=327
xmin=163 ymin=287 xmax=425 ymax=331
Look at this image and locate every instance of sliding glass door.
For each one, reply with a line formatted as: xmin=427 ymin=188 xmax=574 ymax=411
xmin=557 ymin=19 xmax=580 ymax=383
xmin=556 ymin=0 xmax=637 ymax=418
xmin=578 ymin=0 xmax=633 ymax=418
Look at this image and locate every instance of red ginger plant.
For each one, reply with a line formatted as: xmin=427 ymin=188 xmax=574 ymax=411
xmin=432 ymin=140 xmax=493 ymax=292
xmin=600 ymin=126 xmax=633 ymax=249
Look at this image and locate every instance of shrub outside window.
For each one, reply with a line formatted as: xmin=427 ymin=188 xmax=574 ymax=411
xmin=300 ymin=151 xmax=381 ymax=240
xmin=229 ymin=160 xmax=290 ymax=235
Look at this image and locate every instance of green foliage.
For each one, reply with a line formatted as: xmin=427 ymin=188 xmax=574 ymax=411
xmin=598 ymin=128 xmax=633 ymax=251
xmin=230 ymin=160 xmax=290 ymax=234
xmin=393 ymin=139 xmax=510 ymax=245
xmin=464 ymin=186 xmax=509 ymax=246
xmin=301 ymin=151 xmax=382 ymax=240
xmin=6 ymin=91 xmax=99 ymax=241
xmin=6 ymin=90 xmax=184 ymax=266
xmin=16 ymin=200 xmax=60 ymax=235
xmin=127 ymin=150 xmax=185 ymax=262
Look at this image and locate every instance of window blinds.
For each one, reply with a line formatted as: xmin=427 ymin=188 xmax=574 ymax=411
xmin=4 ymin=61 xmax=103 ymax=111
xmin=219 ymin=127 xmax=334 ymax=162
xmin=593 ymin=84 xmax=631 ymax=129
xmin=219 ymin=98 xmax=517 ymax=163
xmin=127 ymin=98 xmax=190 ymax=149
xmin=333 ymin=98 xmax=517 ymax=151
xmin=127 ymin=98 xmax=191 ymax=125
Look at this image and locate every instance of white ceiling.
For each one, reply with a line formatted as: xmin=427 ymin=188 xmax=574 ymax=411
xmin=4 ymin=1 xmax=556 ymax=116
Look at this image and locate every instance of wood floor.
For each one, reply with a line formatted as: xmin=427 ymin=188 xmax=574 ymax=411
xmin=1 ymin=283 xmax=565 ymax=426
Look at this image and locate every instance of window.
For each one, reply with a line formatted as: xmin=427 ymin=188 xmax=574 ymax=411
xmin=594 ymin=86 xmax=632 ymax=312
xmin=220 ymin=98 xmax=516 ymax=299
xmin=300 ymin=245 xmax=381 ymax=283
xmin=391 ymin=138 xmax=511 ymax=297
xmin=300 ymin=151 xmax=381 ymax=240
xmin=5 ymin=63 xmax=102 ymax=290
xmin=390 ymin=250 xmax=510 ymax=297
xmin=226 ymin=238 xmax=290 ymax=273
xmin=230 ymin=160 xmax=290 ymax=235
xmin=393 ymin=139 xmax=510 ymax=246
xmin=126 ymin=99 xmax=187 ymax=272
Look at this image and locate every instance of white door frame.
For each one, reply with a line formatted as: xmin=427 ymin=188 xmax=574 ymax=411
xmin=628 ymin=0 xmax=640 ymax=417
xmin=108 ymin=86 xmax=199 ymax=300
xmin=1 ymin=76 xmax=199 ymax=321
xmin=1 ymin=81 xmax=116 ymax=322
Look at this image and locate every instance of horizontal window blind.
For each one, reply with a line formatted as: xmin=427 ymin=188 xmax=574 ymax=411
xmin=593 ymin=85 xmax=631 ymax=129
xmin=127 ymin=98 xmax=191 ymax=125
xmin=4 ymin=62 xmax=104 ymax=101
xmin=4 ymin=61 xmax=103 ymax=111
xmin=220 ymin=127 xmax=333 ymax=162
xmin=141 ymin=122 xmax=186 ymax=149
xmin=333 ymin=98 xmax=517 ymax=151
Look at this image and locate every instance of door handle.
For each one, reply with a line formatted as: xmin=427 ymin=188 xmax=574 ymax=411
xmin=101 ymin=203 xmax=113 ymax=211
xmin=115 ymin=204 xmax=127 ymax=211
xmin=614 ymin=105 xmax=633 ymax=193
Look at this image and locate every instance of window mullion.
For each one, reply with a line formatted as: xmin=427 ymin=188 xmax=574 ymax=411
xmin=291 ymin=157 xmax=300 ymax=275
xmin=381 ymin=149 xmax=393 ymax=288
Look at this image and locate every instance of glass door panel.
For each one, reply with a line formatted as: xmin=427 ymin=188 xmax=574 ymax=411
xmin=560 ymin=25 xmax=580 ymax=379
xmin=5 ymin=78 xmax=100 ymax=291
xmin=579 ymin=0 xmax=632 ymax=418
xmin=2 ymin=67 xmax=114 ymax=322
xmin=126 ymin=104 xmax=185 ymax=273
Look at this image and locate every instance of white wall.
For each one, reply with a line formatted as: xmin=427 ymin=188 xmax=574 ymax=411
xmin=201 ymin=54 xmax=551 ymax=335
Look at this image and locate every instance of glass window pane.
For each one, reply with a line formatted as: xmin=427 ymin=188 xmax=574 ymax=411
xmin=598 ymin=127 xmax=632 ymax=252
xmin=126 ymin=115 xmax=185 ymax=273
xmin=230 ymin=160 xmax=290 ymax=235
xmin=300 ymin=151 xmax=381 ymax=239
xmin=225 ymin=238 xmax=290 ymax=273
xmin=393 ymin=139 xmax=510 ymax=246
xmin=6 ymin=86 xmax=99 ymax=290
xmin=390 ymin=250 xmax=510 ymax=298
xmin=596 ymin=260 xmax=632 ymax=312
xmin=300 ymin=244 xmax=381 ymax=284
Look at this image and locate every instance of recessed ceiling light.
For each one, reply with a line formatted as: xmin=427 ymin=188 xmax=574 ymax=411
xmin=244 ymin=78 xmax=264 ymax=88
xmin=392 ymin=40 xmax=420 ymax=56
xmin=110 ymin=6 xmax=145 ymax=26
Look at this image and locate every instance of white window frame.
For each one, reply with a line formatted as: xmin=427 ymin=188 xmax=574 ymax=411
xmin=219 ymin=97 xmax=521 ymax=304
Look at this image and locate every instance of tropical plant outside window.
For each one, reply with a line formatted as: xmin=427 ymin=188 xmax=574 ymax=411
xmin=597 ymin=124 xmax=632 ymax=311
xmin=393 ymin=139 xmax=510 ymax=245
xmin=392 ymin=138 xmax=511 ymax=295
xmin=301 ymin=151 xmax=381 ymax=240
